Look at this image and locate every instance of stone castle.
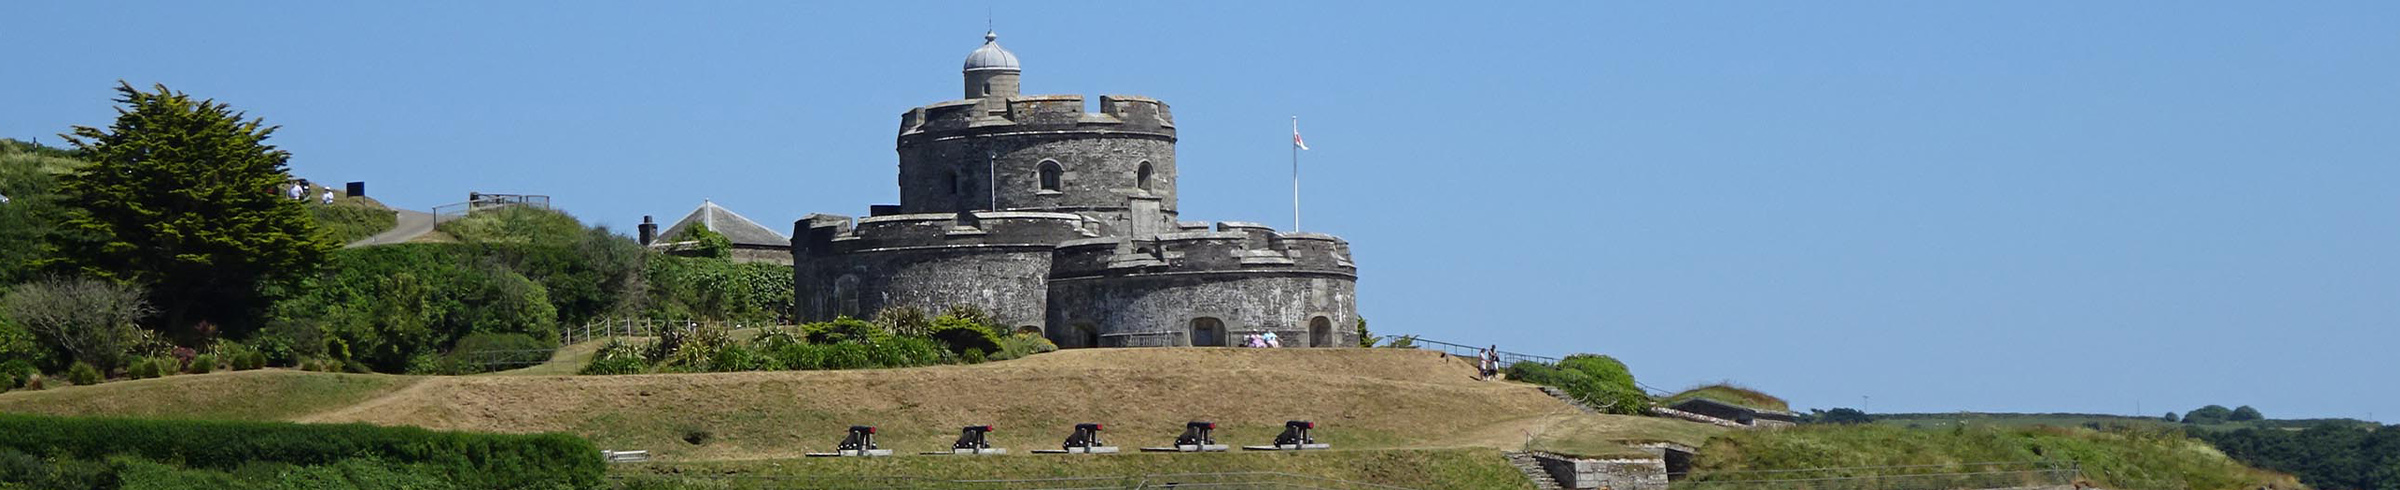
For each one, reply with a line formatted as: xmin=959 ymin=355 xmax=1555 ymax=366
xmin=788 ymin=32 xmax=1360 ymax=349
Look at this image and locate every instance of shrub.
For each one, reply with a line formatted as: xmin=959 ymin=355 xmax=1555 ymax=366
xmin=0 ymin=360 xmax=31 ymax=390
xmin=0 ymin=317 xmax=40 ymax=373
xmin=579 ymin=339 xmax=649 ymax=375
xmin=1506 ymin=355 xmax=1649 ymax=415
xmin=0 ymin=413 xmax=603 ymax=489
xmin=800 ymin=317 xmax=880 ymax=344
xmin=960 ymin=348 xmax=987 ymax=364
xmin=873 ymin=306 xmax=934 ymax=337
xmin=277 ymin=245 xmax=561 ymax=373
xmin=3 ymin=276 xmax=151 ymax=373
xmin=126 ymin=358 xmax=159 ymax=379
xmin=992 ymin=333 xmax=1057 ymax=361
xmin=186 ymin=354 xmax=216 ymax=374
xmin=64 ymin=362 xmax=101 ymax=385
xmin=707 ymin=343 xmax=770 ymax=372
xmin=927 ymin=321 xmax=1002 ymax=357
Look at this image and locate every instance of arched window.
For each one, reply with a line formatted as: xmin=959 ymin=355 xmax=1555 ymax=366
xmin=1309 ymin=316 xmax=1333 ymax=348
xmin=833 ymin=275 xmax=862 ymax=318
xmin=1190 ymin=317 xmax=1225 ymax=347
xmin=1038 ymin=160 xmax=1063 ymax=192
xmin=1136 ymin=161 xmax=1154 ymax=191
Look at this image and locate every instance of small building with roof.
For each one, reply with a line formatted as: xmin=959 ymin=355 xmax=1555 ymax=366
xmin=640 ymin=200 xmax=792 ymax=265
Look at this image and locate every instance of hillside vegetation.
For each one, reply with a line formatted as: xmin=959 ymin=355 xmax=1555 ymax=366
xmin=1662 ymin=383 xmax=1789 ymax=412
xmin=1687 ymin=424 xmax=2300 ymax=490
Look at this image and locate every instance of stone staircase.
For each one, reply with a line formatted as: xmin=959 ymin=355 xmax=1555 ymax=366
xmin=1506 ymin=451 xmax=1565 ymax=490
xmin=1539 ymin=386 xmax=1602 ymax=414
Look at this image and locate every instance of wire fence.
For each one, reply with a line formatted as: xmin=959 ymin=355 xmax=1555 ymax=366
xmin=429 ymin=192 xmax=551 ymax=225
xmin=1670 ymin=461 xmax=2079 ymax=490
xmin=1384 ymin=336 xmax=1559 ymax=366
xmin=606 ymin=471 xmax=1425 ymax=490
xmin=559 ymin=317 xmax=768 ymax=345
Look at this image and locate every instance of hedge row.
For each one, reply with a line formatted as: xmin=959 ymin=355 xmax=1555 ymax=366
xmin=0 ymin=414 xmax=601 ymax=489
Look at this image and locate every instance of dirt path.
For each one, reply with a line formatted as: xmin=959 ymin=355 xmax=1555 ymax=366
xmin=292 ymin=376 xmax=436 ymax=424
xmin=346 ymin=208 xmax=435 ymax=247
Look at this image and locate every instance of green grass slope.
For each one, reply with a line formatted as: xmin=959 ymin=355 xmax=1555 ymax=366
xmin=1660 ymin=383 xmax=1789 ymax=412
xmin=1687 ymin=424 xmax=2300 ymax=490
xmin=0 ymin=370 xmax=417 ymax=421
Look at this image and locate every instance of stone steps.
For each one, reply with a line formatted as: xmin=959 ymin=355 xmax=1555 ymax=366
xmin=1539 ymin=386 xmax=1602 ymax=414
xmin=1505 ymin=451 xmax=1565 ymax=490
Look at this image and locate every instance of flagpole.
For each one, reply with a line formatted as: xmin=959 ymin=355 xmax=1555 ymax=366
xmin=1292 ymin=115 xmax=1301 ymax=232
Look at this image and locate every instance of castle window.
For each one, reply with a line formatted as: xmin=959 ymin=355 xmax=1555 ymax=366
xmin=1136 ymin=161 xmax=1154 ymax=191
xmin=1037 ymin=160 xmax=1063 ymax=192
xmin=1190 ymin=317 xmax=1225 ymax=347
xmin=982 ymin=81 xmax=992 ymax=96
xmin=1308 ymin=316 xmax=1333 ymax=348
xmin=946 ymin=170 xmax=961 ymax=195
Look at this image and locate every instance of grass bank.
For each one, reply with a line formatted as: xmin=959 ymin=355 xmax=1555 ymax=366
xmin=1686 ymin=424 xmax=2299 ymax=490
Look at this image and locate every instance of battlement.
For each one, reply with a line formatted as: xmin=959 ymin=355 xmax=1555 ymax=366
xmin=1050 ymin=222 xmax=1355 ymax=280
xmin=793 ymin=211 xmax=1097 ymax=256
xmin=899 ymin=95 xmax=1175 ymax=143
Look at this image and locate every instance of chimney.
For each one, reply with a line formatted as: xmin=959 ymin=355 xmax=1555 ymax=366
xmin=637 ymin=215 xmax=658 ymax=245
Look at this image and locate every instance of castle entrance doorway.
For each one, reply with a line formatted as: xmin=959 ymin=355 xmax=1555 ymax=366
xmin=1308 ymin=317 xmax=1333 ymax=347
xmin=1190 ymin=318 xmax=1225 ymax=347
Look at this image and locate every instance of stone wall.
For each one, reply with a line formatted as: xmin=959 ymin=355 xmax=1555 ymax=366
xmin=896 ymin=94 xmax=1178 ymax=237
xmin=1045 ymin=272 xmax=1357 ymax=348
xmin=1533 ymin=453 xmax=1670 ymax=490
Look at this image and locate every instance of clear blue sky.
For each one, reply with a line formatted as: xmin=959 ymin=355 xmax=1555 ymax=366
xmin=6 ymin=2 xmax=2395 ymax=419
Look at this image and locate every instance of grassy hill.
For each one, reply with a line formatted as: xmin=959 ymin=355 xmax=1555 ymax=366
xmin=1661 ymin=383 xmax=1790 ymax=412
xmin=0 ymin=348 xmax=1711 ymax=467
xmin=1686 ymin=424 xmax=2301 ymax=490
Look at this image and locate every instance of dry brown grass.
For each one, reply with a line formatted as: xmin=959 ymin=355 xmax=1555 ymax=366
xmin=2 ymin=348 xmax=1721 ymax=463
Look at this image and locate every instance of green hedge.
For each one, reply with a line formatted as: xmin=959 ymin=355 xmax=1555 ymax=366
xmin=0 ymin=414 xmax=601 ymax=489
xmin=1506 ymin=354 xmax=1649 ymax=415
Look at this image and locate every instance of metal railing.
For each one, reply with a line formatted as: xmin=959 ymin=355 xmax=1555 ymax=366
xmin=606 ymin=471 xmax=1424 ymax=490
xmin=429 ymin=192 xmax=551 ymax=224
xmin=560 ymin=317 xmax=773 ymax=345
xmin=1383 ymin=335 xmax=1560 ymax=366
xmin=1671 ymin=461 xmax=2079 ymax=490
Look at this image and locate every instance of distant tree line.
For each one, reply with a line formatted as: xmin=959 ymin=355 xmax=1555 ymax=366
xmin=2200 ymin=423 xmax=2399 ymax=490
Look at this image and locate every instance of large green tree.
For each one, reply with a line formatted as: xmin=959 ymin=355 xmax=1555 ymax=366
xmin=51 ymin=82 xmax=329 ymax=340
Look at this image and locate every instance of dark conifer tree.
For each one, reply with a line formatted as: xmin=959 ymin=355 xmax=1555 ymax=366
xmin=51 ymin=82 xmax=328 ymax=340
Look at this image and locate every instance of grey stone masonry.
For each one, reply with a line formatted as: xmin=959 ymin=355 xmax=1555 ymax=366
xmin=789 ymin=33 xmax=1356 ymax=347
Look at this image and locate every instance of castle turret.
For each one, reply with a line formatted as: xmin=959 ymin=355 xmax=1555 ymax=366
xmin=963 ymin=31 xmax=1020 ymax=99
xmin=897 ymin=31 xmax=1178 ymax=237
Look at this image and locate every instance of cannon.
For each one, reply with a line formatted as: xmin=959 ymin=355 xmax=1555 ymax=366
xmin=1140 ymin=421 xmax=1229 ymax=452
xmin=804 ymin=425 xmax=893 ymax=457
xmin=1031 ymin=423 xmax=1119 ymax=454
xmin=920 ymin=425 xmax=1007 ymax=455
xmin=1242 ymin=420 xmax=1330 ymax=451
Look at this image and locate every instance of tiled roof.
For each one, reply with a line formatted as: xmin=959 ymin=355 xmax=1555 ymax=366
xmin=658 ymin=200 xmax=787 ymax=248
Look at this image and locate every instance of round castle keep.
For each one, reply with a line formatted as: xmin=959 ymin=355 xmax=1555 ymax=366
xmin=793 ymin=32 xmax=1358 ymax=348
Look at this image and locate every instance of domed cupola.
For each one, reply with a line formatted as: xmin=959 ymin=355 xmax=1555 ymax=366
xmin=962 ymin=31 xmax=1021 ymax=99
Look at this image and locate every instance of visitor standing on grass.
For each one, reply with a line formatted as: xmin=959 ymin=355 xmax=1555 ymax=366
xmin=321 ymin=189 xmax=335 ymax=205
